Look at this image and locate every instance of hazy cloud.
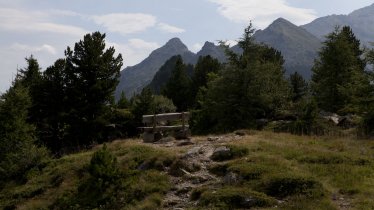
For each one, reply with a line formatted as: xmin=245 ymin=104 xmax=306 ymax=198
xmin=192 ymin=43 xmax=203 ymax=53
xmin=158 ymin=23 xmax=186 ymax=33
xmin=0 ymin=8 xmax=88 ymax=37
xmin=108 ymin=39 xmax=160 ymax=66
xmin=91 ymin=13 xmax=157 ymax=35
xmin=10 ymin=43 xmax=57 ymax=55
xmin=208 ymin=0 xmax=317 ymax=28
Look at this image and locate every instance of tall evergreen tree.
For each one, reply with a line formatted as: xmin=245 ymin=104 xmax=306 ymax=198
xmin=0 ymin=82 xmax=48 ymax=182
xmin=191 ymin=55 xmax=221 ymax=104
xmin=37 ymin=59 xmax=68 ymax=151
xmin=193 ymin=23 xmax=289 ymax=133
xmin=289 ymin=72 xmax=308 ymax=102
xmin=311 ymin=26 xmax=369 ymax=114
xmin=162 ymin=56 xmax=192 ymax=111
xmin=64 ymin=32 xmax=123 ymax=146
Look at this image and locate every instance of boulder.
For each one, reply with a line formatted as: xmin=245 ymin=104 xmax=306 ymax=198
xmin=211 ymin=146 xmax=232 ymax=161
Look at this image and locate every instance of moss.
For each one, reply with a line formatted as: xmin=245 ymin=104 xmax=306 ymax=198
xmin=260 ymin=174 xmax=325 ymax=198
xmin=208 ymin=164 xmax=228 ymax=176
xmin=199 ymin=187 xmax=276 ymax=209
xmin=228 ymin=163 xmax=269 ymax=180
xmin=211 ymin=145 xmax=249 ymax=161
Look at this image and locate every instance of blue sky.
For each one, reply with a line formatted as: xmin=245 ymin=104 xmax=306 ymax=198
xmin=0 ymin=0 xmax=373 ymax=92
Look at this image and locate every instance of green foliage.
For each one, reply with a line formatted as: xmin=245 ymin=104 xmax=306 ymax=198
xmin=51 ymin=144 xmax=172 ymax=209
xmin=74 ymin=145 xmax=121 ymax=208
xmin=0 ymin=83 xmax=49 ymax=184
xmin=63 ymin=31 xmax=123 ymax=146
xmin=289 ymin=71 xmax=308 ymax=102
xmin=148 ymin=55 xmax=181 ymax=94
xmin=162 ymin=56 xmax=193 ymax=111
xmin=191 ymin=55 xmax=221 ymax=106
xmin=152 ymin=95 xmax=176 ymax=114
xmin=116 ymin=91 xmax=129 ymax=109
xmin=311 ymin=26 xmax=369 ymax=114
xmin=192 ymin=23 xmax=290 ymax=133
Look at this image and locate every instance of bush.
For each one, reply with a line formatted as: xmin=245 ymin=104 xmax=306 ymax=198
xmin=0 ymin=142 xmax=50 ymax=185
xmin=74 ymin=145 xmax=122 ymax=208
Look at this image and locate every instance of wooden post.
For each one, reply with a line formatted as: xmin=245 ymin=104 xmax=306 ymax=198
xmin=182 ymin=112 xmax=186 ymax=138
xmin=152 ymin=113 xmax=156 ymax=133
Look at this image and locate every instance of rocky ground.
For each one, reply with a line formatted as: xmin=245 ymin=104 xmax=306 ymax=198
xmin=149 ymin=133 xmax=248 ymax=209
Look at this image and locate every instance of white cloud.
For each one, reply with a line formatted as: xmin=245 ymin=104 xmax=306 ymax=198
xmin=91 ymin=13 xmax=157 ymax=35
xmin=192 ymin=43 xmax=203 ymax=53
xmin=11 ymin=43 xmax=57 ymax=55
xmin=158 ymin=22 xmax=186 ymax=33
xmin=224 ymin=39 xmax=238 ymax=47
xmin=0 ymin=8 xmax=88 ymax=37
xmin=208 ymin=0 xmax=317 ymax=28
xmin=107 ymin=39 xmax=160 ymax=66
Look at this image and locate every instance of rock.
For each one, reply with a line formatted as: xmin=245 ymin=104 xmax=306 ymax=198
xmin=207 ymin=137 xmax=220 ymax=141
xmin=137 ymin=162 xmax=150 ymax=170
xmin=183 ymin=146 xmax=202 ymax=158
xmin=155 ymin=136 xmax=175 ymax=144
xmin=177 ymin=140 xmax=194 ymax=146
xmin=224 ymin=171 xmax=242 ymax=185
xmin=211 ymin=146 xmax=232 ymax=161
xmin=234 ymin=129 xmax=253 ymax=136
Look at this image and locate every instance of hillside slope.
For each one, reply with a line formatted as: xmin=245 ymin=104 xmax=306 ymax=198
xmin=254 ymin=18 xmax=321 ymax=79
xmin=302 ymin=3 xmax=374 ymax=45
xmin=116 ymin=38 xmax=196 ymax=98
xmin=2 ymin=132 xmax=374 ymax=209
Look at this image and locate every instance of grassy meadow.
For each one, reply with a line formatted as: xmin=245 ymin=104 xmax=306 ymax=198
xmin=1 ymin=131 xmax=374 ymax=209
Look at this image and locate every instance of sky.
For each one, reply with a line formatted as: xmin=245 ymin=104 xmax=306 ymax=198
xmin=0 ymin=0 xmax=373 ymax=92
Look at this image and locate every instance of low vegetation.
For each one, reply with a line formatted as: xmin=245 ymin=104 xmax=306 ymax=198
xmin=1 ymin=132 xmax=374 ymax=209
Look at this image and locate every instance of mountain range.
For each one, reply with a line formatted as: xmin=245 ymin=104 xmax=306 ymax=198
xmin=116 ymin=3 xmax=374 ymax=98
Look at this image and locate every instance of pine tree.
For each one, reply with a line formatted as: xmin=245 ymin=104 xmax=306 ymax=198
xmin=64 ymin=32 xmax=123 ymax=146
xmin=193 ymin=23 xmax=289 ymax=132
xmin=191 ymin=55 xmax=221 ymax=105
xmin=0 ymin=82 xmax=48 ymax=182
xmin=289 ymin=72 xmax=308 ymax=102
xmin=117 ymin=91 xmax=129 ymax=109
xmin=162 ymin=56 xmax=192 ymax=111
xmin=311 ymin=26 xmax=369 ymax=114
xmin=37 ymin=59 xmax=68 ymax=151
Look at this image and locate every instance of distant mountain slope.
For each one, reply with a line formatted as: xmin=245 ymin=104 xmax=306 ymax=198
xmin=115 ymin=38 xmax=196 ymax=98
xmin=116 ymin=39 xmax=226 ymax=98
xmin=148 ymin=55 xmax=194 ymax=94
xmin=197 ymin=41 xmax=227 ymax=62
xmin=254 ymin=18 xmax=321 ymax=78
xmin=302 ymin=3 xmax=374 ymax=45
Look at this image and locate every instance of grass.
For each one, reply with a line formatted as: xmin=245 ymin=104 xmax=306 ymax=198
xmin=1 ymin=132 xmax=374 ymax=209
xmin=198 ymin=132 xmax=374 ymax=209
xmin=0 ymin=139 xmax=177 ymax=209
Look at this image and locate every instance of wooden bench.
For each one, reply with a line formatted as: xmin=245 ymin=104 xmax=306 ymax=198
xmin=139 ymin=112 xmax=190 ymax=142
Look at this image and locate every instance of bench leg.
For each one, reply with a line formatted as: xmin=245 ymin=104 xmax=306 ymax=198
xmin=143 ymin=132 xmax=155 ymax=143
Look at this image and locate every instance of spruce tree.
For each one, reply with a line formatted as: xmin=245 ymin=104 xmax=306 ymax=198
xmin=162 ymin=56 xmax=192 ymax=111
xmin=289 ymin=72 xmax=308 ymax=102
xmin=193 ymin=23 xmax=289 ymax=132
xmin=64 ymin=32 xmax=123 ymax=146
xmin=311 ymin=26 xmax=369 ymax=114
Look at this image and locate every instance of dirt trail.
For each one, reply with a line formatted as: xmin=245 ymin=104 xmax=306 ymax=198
xmin=151 ymin=134 xmax=245 ymax=210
